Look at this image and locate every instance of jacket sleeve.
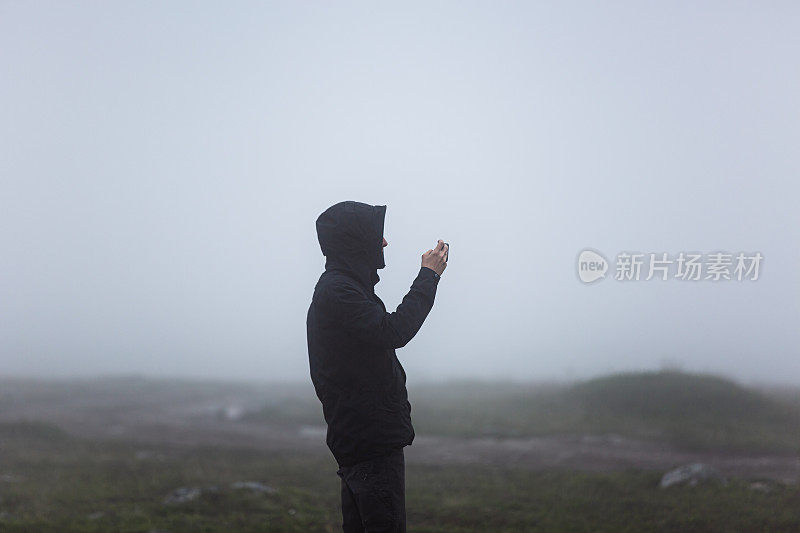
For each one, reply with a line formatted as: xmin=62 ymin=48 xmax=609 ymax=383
xmin=323 ymin=267 xmax=440 ymax=349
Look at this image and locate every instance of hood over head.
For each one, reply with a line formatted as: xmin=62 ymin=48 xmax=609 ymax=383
xmin=316 ymin=201 xmax=387 ymax=290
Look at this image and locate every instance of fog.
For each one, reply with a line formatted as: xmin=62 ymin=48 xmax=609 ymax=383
xmin=1 ymin=2 xmax=797 ymax=385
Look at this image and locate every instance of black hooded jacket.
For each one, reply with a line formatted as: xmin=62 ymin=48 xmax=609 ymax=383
xmin=306 ymin=201 xmax=440 ymax=467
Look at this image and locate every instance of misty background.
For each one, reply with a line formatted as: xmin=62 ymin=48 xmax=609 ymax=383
xmin=1 ymin=2 xmax=797 ymax=385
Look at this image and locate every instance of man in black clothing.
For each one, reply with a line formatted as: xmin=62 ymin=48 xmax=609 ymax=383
xmin=306 ymin=201 xmax=448 ymax=532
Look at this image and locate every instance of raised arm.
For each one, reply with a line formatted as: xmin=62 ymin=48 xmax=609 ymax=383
xmin=324 ymin=266 xmax=440 ymax=349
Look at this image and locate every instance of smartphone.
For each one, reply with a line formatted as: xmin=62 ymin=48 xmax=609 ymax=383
xmin=444 ymin=242 xmax=449 ymax=262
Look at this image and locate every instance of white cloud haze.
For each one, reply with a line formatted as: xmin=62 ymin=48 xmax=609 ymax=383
xmin=1 ymin=2 xmax=798 ymax=385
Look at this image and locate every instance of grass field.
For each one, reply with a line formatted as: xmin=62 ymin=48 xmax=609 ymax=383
xmin=250 ymin=370 xmax=800 ymax=454
xmin=2 ymin=370 xmax=800 ymax=531
xmin=1 ymin=421 xmax=799 ymax=532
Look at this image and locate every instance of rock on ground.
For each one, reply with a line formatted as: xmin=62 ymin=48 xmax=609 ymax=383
xmin=660 ymin=462 xmax=723 ymax=488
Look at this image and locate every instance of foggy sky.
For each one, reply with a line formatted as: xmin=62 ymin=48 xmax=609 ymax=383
xmin=1 ymin=2 xmax=798 ymax=385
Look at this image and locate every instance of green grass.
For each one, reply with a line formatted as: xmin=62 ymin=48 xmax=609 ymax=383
xmin=1 ymin=420 xmax=799 ymax=532
xmin=409 ymin=371 xmax=800 ymax=454
xmin=0 ymin=421 xmax=340 ymax=532
xmin=5 ymin=371 xmax=799 ymax=530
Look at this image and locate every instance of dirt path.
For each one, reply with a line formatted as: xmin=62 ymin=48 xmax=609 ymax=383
xmin=7 ymin=412 xmax=799 ymax=484
xmin=405 ymin=432 xmax=800 ymax=483
xmin=3 ymin=379 xmax=799 ymax=483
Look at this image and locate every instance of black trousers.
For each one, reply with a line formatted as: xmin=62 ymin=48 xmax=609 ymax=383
xmin=336 ymin=447 xmax=406 ymax=533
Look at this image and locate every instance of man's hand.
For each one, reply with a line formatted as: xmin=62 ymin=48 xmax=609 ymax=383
xmin=422 ymin=240 xmax=449 ymax=276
